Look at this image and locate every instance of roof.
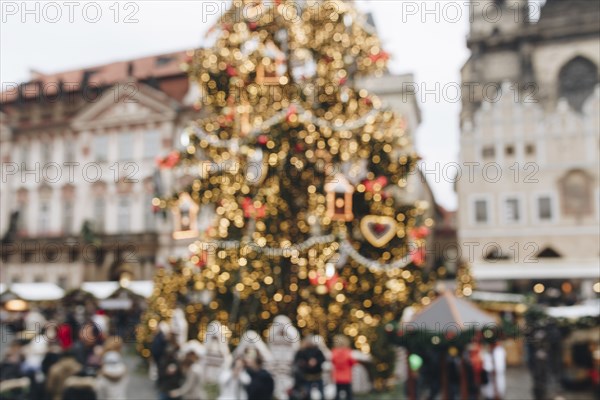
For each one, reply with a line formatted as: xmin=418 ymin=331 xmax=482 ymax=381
xmin=409 ymin=290 xmax=497 ymax=330
xmin=1 ymin=50 xmax=190 ymax=104
xmin=471 ymin=260 xmax=600 ymax=280
xmin=1 ymin=283 xmax=65 ymax=301
xmin=81 ymin=281 xmax=154 ymax=299
xmin=546 ymin=300 xmax=600 ymax=319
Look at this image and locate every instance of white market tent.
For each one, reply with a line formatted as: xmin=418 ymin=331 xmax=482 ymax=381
xmin=546 ymin=300 xmax=600 ymax=319
xmin=470 ymin=291 xmax=527 ymax=304
xmin=81 ymin=281 xmax=154 ymax=300
xmin=128 ymin=281 xmax=154 ymax=298
xmin=0 ymin=283 xmax=65 ymax=301
xmin=81 ymin=282 xmax=121 ymax=300
xmin=472 ymin=260 xmax=599 ymax=280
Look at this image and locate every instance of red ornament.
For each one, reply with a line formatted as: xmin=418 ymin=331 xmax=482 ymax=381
xmin=286 ymin=105 xmax=297 ymax=122
xmin=195 ymin=251 xmax=208 ymax=267
xmin=369 ymin=50 xmax=390 ymax=63
xmin=226 ymin=65 xmax=238 ymax=77
xmin=242 ymin=197 xmax=266 ymax=219
xmin=409 ymin=226 xmax=430 ymax=240
xmin=247 ymin=21 xmax=258 ymax=31
xmin=257 ymin=135 xmax=268 ymax=146
xmin=363 ymin=176 xmax=388 ymax=193
xmin=339 ymin=77 xmax=348 ymax=86
xmin=157 ymin=151 xmax=181 ymax=169
xmin=411 ymin=247 xmax=426 ymax=267
xmin=294 ymin=143 xmax=304 ymax=153
xmin=308 ymin=267 xmax=344 ymax=294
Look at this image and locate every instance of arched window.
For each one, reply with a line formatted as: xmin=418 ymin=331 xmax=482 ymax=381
xmin=537 ymin=247 xmax=562 ymax=258
xmin=560 ymin=169 xmax=593 ymax=217
xmin=558 ymin=57 xmax=598 ymax=112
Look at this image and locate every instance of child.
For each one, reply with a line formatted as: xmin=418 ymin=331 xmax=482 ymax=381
xmin=331 ymin=335 xmax=356 ymax=400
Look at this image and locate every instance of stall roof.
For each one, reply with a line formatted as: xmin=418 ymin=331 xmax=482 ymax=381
xmin=4 ymin=283 xmax=65 ymax=301
xmin=546 ymin=300 xmax=600 ymax=319
xmin=81 ymin=281 xmax=154 ymax=299
xmin=81 ymin=282 xmax=121 ymax=300
xmin=470 ymin=291 xmax=527 ymax=304
xmin=472 ymin=260 xmax=599 ymax=280
xmin=128 ymin=281 xmax=154 ymax=298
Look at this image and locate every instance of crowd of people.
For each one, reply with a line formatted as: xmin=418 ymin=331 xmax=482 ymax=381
xmin=150 ymin=324 xmax=360 ymax=400
xmin=0 ymin=308 xmax=128 ymax=400
xmin=406 ymin=342 xmax=507 ymax=400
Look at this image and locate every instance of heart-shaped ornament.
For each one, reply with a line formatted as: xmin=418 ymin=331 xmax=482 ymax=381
xmin=360 ymin=215 xmax=397 ymax=248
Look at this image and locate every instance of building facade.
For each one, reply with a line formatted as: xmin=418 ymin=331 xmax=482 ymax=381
xmin=0 ymin=51 xmax=196 ymax=287
xmin=1 ymin=50 xmax=429 ymax=288
xmin=458 ymin=0 xmax=600 ymax=300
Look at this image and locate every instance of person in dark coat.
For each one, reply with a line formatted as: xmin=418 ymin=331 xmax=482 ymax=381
xmin=156 ymin=334 xmax=182 ymax=400
xmin=245 ymin=355 xmax=274 ymax=400
xmin=293 ymin=337 xmax=326 ymax=400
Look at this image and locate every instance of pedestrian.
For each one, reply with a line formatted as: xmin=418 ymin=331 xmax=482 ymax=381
xmin=446 ymin=347 xmax=461 ymax=400
xmin=72 ymin=322 xmax=103 ymax=376
xmin=217 ymin=356 xmax=251 ymax=400
xmin=0 ymin=341 xmax=24 ymax=381
xmin=293 ymin=336 xmax=326 ymax=400
xmin=482 ymin=342 xmax=506 ymax=400
xmin=245 ymin=354 xmax=274 ymax=400
xmin=95 ymin=350 xmax=128 ymax=400
xmin=168 ymin=342 xmax=208 ymax=400
xmin=62 ymin=374 xmax=97 ymax=400
xmin=156 ymin=332 xmax=183 ymax=400
xmin=150 ymin=321 xmax=170 ymax=382
xmin=45 ymin=351 xmax=83 ymax=400
xmin=331 ymin=335 xmax=356 ymax=400
xmin=463 ymin=343 xmax=484 ymax=400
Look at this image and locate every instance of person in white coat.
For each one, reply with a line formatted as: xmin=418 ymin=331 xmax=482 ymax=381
xmin=217 ymin=357 xmax=251 ymax=400
xmin=95 ymin=351 xmax=129 ymax=400
xmin=169 ymin=342 xmax=208 ymax=400
xmin=482 ymin=342 xmax=506 ymax=400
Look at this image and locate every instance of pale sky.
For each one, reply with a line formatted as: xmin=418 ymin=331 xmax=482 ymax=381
xmin=0 ymin=0 xmax=482 ymax=210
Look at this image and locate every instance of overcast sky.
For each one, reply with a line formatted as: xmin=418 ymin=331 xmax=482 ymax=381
xmin=0 ymin=0 xmax=485 ymax=210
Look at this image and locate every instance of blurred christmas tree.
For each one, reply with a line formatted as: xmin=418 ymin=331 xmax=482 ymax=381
xmin=138 ymin=0 xmax=447 ymax=385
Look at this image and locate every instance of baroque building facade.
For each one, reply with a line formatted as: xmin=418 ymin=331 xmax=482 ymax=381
xmin=458 ymin=0 xmax=600 ymax=299
xmin=1 ymin=49 xmax=429 ymax=288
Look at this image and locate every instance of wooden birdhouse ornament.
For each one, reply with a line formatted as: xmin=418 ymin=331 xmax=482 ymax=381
xmin=325 ymin=173 xmax=354 ymax=222
xmin=172 ymin=192 xmax=200 ymax=240
xmin=256 ymin=40 xmax=287 ymax=85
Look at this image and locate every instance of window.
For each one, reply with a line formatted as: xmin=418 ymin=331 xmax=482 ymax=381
xmin=94 ymin=135 xmax=109 ymax=162
xmin=561 ymin=170 xmax=592 ymax=216
xmin=94 ymin=198 xmax=105 ymax=232
xmin=144 ymin=194 xmax=156 ymax=231
xmin=504 ymin=198 xmax=521 ymax=223
xmin=559 ymin=57 xmax=598 ymax=112
xmin=57 ymin=276 xmax=68 ymax=289
xmin=537 ymin=247 xmax=561 ymax=258
xmin=118 ymin=132 xmax=135 ymax=161
xmin=144 ymin=131 xmax=161 ymax=159
xmin=39 ymin=201 xmax=51 ymax=234
xmin=482 ymin=146 xmax=495 ymax=159
xmin=117 ymin=197 xmax=130 ymax=233
xmin=17 ymin=207 xmax=27 ymax=234
xmin=20 ymin=145 xmax=28 ymax=166
xmin=525 ymin=144 xmax=535 ymax=156
xmin=64 ymin=140 xmax=75 ymax=163
xmin=474 ymin=199 xmax=489 ymax=224
xmin=537 ymin=196 xmax=553 ymax=221
xmin=505 ymin=145 xmax=515 ymax=156
xmin=41 ymin=141 xmax=53 ymax=165
xmin=63 ymin=201 xmax=74 ymax=234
